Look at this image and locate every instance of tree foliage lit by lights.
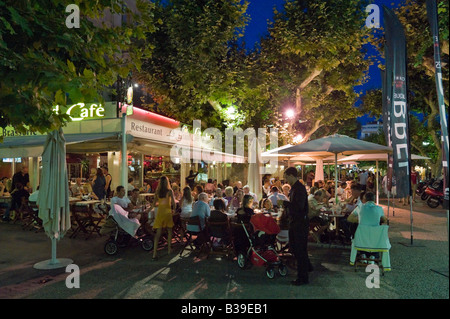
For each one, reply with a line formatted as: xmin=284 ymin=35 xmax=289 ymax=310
xmin=137 ymin=0 xmax=249 ymax=129
xmin=256 ymin=0 xmax=375 ymax=145
xmin=0 ymin=0 xmax=156 ymax=139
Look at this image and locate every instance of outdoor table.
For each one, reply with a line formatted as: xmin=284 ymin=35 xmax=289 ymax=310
xmin=70 ymin=200 xmax=104 ymax=239
xmin=0 ymin=196 xmax=12 ymax=204
xmin=139 ymin=193 xmax=155 ymax=203
xmin=327 ymin=213 xmax=346 ymax=237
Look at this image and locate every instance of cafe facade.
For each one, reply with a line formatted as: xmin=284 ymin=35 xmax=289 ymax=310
xmin=0 ymin=101 xmax=244 ymax=194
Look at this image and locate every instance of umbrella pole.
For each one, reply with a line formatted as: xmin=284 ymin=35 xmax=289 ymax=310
xmin=50 ymin=237 xmax=58 ymax=265
xmin=409 ymin=195 xmax=414 ymax=245
xmin=334 ymin=153 xmax=338 ymax=204
xmin=376 ymin=160 xmax=379 ymax=205
xmin=387 ymin=191 xmax=390 ymax=219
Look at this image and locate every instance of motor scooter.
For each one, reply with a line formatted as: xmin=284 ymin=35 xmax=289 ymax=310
xmin=424 ymin=186 xmax=444 ymax=208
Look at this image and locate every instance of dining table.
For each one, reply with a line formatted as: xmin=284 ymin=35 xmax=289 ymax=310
xmin=69 ymin=198 xmax=107 ymax=239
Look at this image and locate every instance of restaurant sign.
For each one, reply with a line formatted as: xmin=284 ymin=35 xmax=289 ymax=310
xmin=53 ymin=102 xmax=116 ymax=121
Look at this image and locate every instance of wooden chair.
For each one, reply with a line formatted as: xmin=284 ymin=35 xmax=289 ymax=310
xmin=206 ymin=218 xmax=234 ymax=259
xmin=69 ymin=205 xmax=91 ymax=239
xmin=179 ymin=215 xmax=209 ymax=257
xmin=20 ymin=200 xmax=43 ymax=232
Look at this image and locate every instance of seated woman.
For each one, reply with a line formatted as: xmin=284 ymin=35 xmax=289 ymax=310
xmin=209 ymin=199 xmax=230 ymax=243
xmin=236 ymin=194 xmax=255 ymax=223
xmin=261 ymin=198 xmax=275 ymax=213
xmin=180 ymin=186 xmax=194 ymax=218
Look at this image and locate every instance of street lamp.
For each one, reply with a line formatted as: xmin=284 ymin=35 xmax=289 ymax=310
xmin=285 ymin=108 xmax=295 ymax=119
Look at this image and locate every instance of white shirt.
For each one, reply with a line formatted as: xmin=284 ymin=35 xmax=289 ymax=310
xmin=268 ymin=192 xmax=288 ymax=207
xmin=109 ymin=196 xmax=131 ymax=216
xmin=359 ymin=172 xmax=368 ymax=185
xmin=180 ymin=198 xmax=193 ymax=218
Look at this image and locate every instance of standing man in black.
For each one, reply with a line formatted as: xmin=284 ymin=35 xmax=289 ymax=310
xmin=185 ymin=170 xmax=198 ymax=190
xmin=11 ymin=166 xmax=30 ymax=192
xmin=283 ymin=167 xmax=311 ymax=285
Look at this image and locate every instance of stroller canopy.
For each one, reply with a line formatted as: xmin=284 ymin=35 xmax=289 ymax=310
xmin=109 ymin=204 xmax=141 ymax=237
xmin=250 ymin=214 xmax=280 ymax=235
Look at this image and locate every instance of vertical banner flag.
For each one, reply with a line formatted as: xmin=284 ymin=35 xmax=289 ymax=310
xmin=381 ymin=33 xmax=394 ymax=193
xmin=426 ymin=0 xmax=449 ymax=209
xmin=383 ymin=7 xmax=411 ymax=199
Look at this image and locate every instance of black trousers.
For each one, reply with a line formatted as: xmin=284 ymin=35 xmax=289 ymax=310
xmin=289 ymin=221 xmax=310 ymax=281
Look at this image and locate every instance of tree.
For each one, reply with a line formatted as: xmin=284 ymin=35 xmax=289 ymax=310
xmin=256 ymin=0 xmax=375 ymax=144
xmin=137 ymin=0 xmax=249 ymax=129
xmin=0 ymin=0 xmax=156 ymax=139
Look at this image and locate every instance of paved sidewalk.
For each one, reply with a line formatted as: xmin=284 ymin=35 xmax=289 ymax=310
xmin=0 ymin=198 xmax=448 ymax=302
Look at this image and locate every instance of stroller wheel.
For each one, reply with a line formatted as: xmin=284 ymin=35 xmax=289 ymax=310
xmin=141 ymin=237 xmax=154 ymax=251
xmin=266 ymin=267 xmax=275 ymax=279
xmin=237 ymin=252 xmax=249 ymax=269
xmin=278 ymin=264 xmax=288 ymax=277
xmin=104 ymin=240 xmax=118 ymax=255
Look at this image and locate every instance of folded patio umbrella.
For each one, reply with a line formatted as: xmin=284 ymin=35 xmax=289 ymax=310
xmin=34 ymin=129 xmax=73 ymax=269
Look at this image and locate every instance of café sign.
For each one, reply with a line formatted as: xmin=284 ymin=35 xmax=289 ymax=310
xmin=53 ymin=103 xmax=106 ymax=121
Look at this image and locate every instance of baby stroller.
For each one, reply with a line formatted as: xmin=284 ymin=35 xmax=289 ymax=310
xmin=236 ymin=214 xmax=288 ymax=279
xmin=102 ymin=204 xmax=154 ymax=255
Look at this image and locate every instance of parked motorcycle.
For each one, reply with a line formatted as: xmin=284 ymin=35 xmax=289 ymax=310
xmin=424 ymin=186 xmax=444 ymax=208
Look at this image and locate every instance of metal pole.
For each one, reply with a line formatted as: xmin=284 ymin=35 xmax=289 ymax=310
xmin=121 ymin=109 xmax=128 ymax=191
xmin=410 ymin=194 xmax=414 ymax=245
xmin=334 ymin=153 xmax=338 ymax=204
xmin=376 ymin=160 xmax=379 ymax=205
xmin=387 ymin=190 xmax=390 ymax=219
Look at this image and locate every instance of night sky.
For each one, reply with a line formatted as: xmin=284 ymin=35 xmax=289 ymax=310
xmin=242 ymin=0 xmax=403 ymax=126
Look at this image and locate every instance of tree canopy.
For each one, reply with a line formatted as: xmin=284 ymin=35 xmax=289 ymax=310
xmin=0 ymin=0 xmax=155 ymax=139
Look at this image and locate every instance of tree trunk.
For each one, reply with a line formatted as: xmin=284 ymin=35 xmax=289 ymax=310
xmin=295 ymin=68 xmax=323 ymax=114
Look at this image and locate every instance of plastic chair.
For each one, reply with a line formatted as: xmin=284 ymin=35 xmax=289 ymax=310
xmin=350 ymin=224 xmax=391 ymax=274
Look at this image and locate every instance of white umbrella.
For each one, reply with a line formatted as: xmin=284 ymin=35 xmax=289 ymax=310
xmin=315 ymin=159 xmax=324 ymax=182
xmin=337 ymin=153 xmax=430 ymax=205
xmin=275 ymin=134 xmax=393 ymax=203
xmin=247 ymin=138 xmax=263 ymax=203
xmin=336 ymin=153 xmax=430 ymax=162
xmin=34 ymin=129 xmax=73 ymax=269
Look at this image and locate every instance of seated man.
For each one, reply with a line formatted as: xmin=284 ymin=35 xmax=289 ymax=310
xmin=2 ymin=182 xmax=29 ymax=222
xmin=348 ymin=192 xmax=388 ymax=263
xmin=267 ymin=186 xmax=288 ymax=208
xmin=308 ymin=190 xmax=329 ymax=242
xmin=347 ymin=192 xmax=387 ymax=226
xmin=187 ymin=192 xmax=211 ymax=247
xmin=71 ymin=178 xmax=85 ymax=198
xmin=187 ymin=192 xmax=211 ymax=233
xmin=209 ymin=188 xmax=228 ymax=207
xmin=339 ymin=184 xmax=364 ymax=240
xmin=108 ymin=185 xmax=140 ymax=237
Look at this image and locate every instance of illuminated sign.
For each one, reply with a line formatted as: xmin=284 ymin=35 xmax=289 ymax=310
xmin=54 ymin=103 xmax=105 ymax=121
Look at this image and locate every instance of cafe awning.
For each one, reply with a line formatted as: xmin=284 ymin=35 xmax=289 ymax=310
xmin=0 ymin=132 xmax=121 ymax=158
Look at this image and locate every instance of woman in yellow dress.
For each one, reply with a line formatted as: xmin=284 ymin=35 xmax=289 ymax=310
xmin=151 ymin=176 xmax=176 ymax=260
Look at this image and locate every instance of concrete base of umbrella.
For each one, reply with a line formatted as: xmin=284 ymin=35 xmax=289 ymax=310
xmin=33 ymin=238 xmax=73 ymax=270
